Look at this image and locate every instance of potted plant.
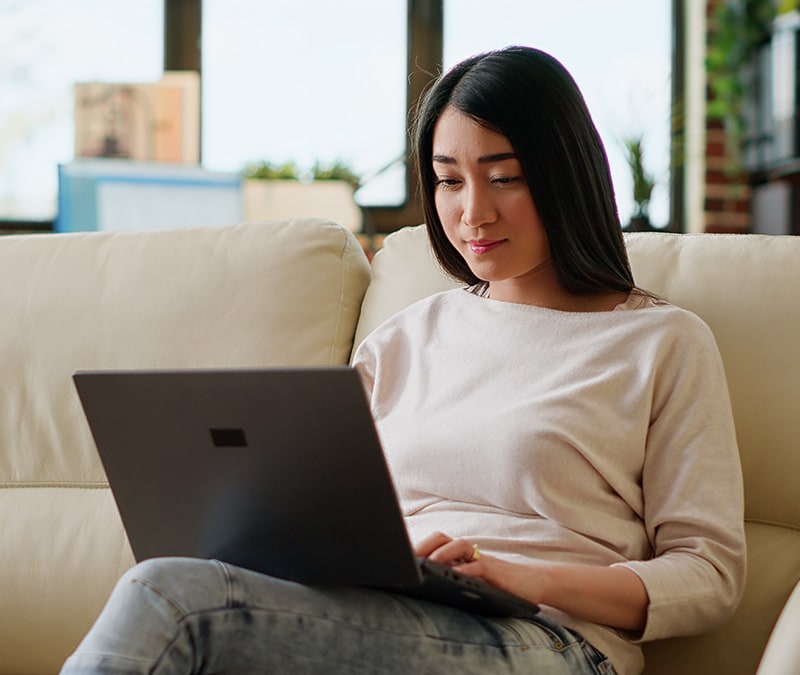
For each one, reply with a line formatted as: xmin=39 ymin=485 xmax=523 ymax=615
xmin=623 ymin=136 xmax=657 ymax=231
xmin=242 ymin=159 xmax=363 ymax=232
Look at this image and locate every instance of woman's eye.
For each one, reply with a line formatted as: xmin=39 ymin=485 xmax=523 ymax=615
xmin=493 ymin=175 xmax=522 ymax=185
xmin=435 ymin=178 xmax=460 ymax=189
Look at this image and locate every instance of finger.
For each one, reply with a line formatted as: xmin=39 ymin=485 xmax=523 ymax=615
xmin=413 ymin=531 xmax=452 ymax=557
xmin=452 ymin=560 xmax=485 ymax=578
xmin=427 ymin=538 xmax=477 ymax=565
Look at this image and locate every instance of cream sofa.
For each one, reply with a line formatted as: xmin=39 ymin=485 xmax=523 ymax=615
xmin=1 ymin=218 xmax=798 ymax=674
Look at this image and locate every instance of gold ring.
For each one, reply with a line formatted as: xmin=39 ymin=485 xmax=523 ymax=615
xmin=470 ymin=543 xmax=481 ymax=562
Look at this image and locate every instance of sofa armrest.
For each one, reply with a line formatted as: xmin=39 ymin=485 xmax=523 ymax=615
xmin=756 ymin=580 xmax=800 ymax=675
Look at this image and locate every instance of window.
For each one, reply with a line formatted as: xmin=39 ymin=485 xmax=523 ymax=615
xmin=0 ymin=0 xmax=163 ymax=221
xmin=3 ymin=1 xmax=672 ymax=231
xmin=201 ymin=0 xmax=408 ymax=207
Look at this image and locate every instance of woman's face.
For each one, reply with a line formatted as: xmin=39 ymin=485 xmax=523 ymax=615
xmin=431 ymin=106 xmax=556 ymax=303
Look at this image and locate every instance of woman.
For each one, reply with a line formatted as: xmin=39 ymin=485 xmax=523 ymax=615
xmin=61 ymin=46 xmax=745 ymax=675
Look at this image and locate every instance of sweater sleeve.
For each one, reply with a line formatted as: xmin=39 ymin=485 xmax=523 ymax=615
xmin=351 ymin=339 xmax=376 ymax=398
xmin=614 ymin=313 xmax=746 ymax=642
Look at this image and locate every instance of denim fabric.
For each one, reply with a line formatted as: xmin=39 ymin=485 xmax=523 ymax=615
xmin=61 ymin=558 xmax=616 ymax=674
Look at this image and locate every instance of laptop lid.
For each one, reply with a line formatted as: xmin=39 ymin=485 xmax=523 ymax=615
xmin=74 ymin=367 xmax=422 ymax=588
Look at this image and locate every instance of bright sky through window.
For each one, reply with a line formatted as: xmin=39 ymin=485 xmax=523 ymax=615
xmin=1 ymin=0 xmax=670 ymax=227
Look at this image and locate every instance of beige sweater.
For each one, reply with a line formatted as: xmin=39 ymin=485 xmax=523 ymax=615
xmin=352 ymin=288 xmax=746 ymax=675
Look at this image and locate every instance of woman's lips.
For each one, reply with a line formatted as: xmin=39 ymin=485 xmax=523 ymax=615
xmin=468 ymin=239 xmax=504 ymax=255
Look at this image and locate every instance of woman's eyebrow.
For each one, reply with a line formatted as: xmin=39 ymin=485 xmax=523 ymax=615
xmin=478 ymin=152 xmax=518 ymax=163
xmin=432 ymin=152 xmax=518 ymax=164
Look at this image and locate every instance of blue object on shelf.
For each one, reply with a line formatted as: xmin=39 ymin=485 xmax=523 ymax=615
xmin=56 ymin=159 xmax=243 ymax=233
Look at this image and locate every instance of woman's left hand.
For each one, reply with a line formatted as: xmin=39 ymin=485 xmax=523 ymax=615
xmin=414 ymin=530 xmax=649 ymax=632
xmin=414 ymin=530 xmax=545 ymax=606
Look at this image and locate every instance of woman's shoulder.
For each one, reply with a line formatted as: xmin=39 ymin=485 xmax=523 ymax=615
xmin=352 ymin=288 xmax=470 ymax=375
xmin=622 ymin=289 xmax=708 ymax=325
xmin=620 ymin=290 xmax=723 ymax=364
xmin=375 ymin=287 xmax=472 ymax=326
xmin=357 ymin=288 xmax=468 ymax=345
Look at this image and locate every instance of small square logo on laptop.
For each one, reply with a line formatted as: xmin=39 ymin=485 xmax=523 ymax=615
xmin=210 ymin=428 xmax=248 ymax=447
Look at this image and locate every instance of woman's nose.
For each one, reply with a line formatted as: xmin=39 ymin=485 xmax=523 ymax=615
xmin=462 ymin=184 xmax=496 ymax=228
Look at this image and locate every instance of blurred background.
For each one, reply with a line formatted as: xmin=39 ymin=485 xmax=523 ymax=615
xmin=2 ymin=1 xmax=797 ymax=236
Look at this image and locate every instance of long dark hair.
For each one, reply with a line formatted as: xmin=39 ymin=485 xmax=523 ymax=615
xmin=413 ymin=46 xmax=634 ymax=294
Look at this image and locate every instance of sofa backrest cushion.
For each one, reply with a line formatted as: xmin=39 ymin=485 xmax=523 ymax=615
xmin=354 ymin=225 xmax=459 ymax=348
xmin=2 ymin=218 xmax=369 ymax=486
xmin=0 ymin=218 xmax=370 ymax=674
xmin=354 ymin=224 xmax=800 ymax=675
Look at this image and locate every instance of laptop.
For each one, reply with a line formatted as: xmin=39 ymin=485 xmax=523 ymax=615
xmin=73 ymin=367 xmax=539 ymax=618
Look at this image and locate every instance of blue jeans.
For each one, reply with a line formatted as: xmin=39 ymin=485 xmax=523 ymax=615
xmin=61 ymin=558 xmax=616 ymax=674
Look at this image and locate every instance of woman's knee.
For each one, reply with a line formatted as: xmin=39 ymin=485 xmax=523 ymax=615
xmin=114 ymin=557 xmax=230 ymax=616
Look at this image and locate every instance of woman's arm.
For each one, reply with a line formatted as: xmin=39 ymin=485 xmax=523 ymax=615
xmin=416 ymin=531 xmax=649 ymax=632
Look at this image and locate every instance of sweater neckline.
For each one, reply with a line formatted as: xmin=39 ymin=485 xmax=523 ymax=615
xmin=463 ymin=284 xmax=661 ymax=314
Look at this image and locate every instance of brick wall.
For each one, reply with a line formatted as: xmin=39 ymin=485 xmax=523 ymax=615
xmin=704 ymin=0 xmax=752 ymax=233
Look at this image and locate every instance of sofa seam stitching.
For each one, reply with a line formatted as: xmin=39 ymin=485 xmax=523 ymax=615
xmin=329 ymin=225 xmax=350 ymax=365
xmin=746 ymin=518 xmax=800 ymax=533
